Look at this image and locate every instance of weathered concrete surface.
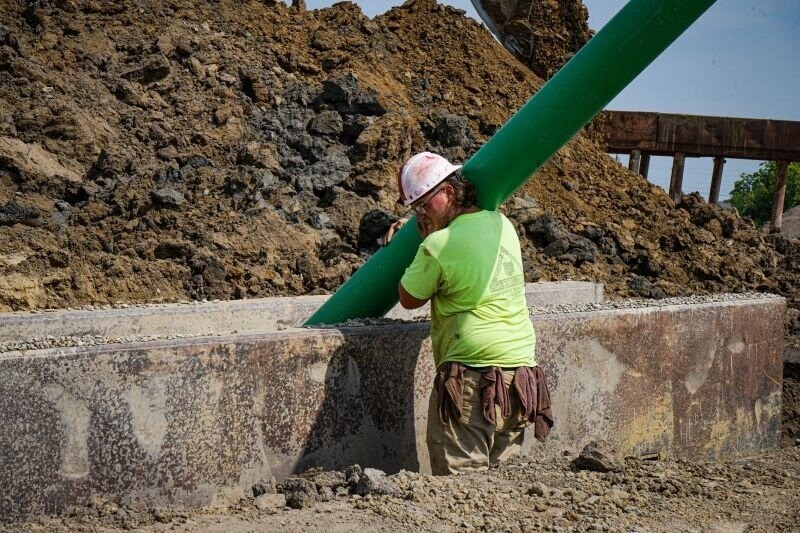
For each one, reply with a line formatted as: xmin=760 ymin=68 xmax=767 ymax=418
xmin=527 ymin=298 xmax=785 ymax=460
xmin=0 ymin=295 xmax=783 ymax=521
xmin=0 ymin=281 xmax=603 ymax=342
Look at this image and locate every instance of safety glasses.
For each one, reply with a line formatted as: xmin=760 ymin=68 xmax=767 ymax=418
xmin=407 ymin=183 xmax=447 ymax=216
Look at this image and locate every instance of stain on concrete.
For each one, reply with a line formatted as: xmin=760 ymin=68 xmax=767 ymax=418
xmin=684 ymin=338 xmax=716 ymax=395
xmin=624 ymin=394 xmax=674 ymax=458
xmin=547 ymin=338 xmax=629 ymax=447
xmin=43 ymin=384 xmax=90 ymax=479
xmin=123 ymin=376 xmax=169 ymax=460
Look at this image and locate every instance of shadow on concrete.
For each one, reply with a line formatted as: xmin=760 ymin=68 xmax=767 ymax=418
xmin=294 ymin=323 xmax=430 ymax=475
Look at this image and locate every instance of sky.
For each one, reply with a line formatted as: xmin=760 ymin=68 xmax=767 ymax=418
xmin=304 ymin=0 xmax=800 ymax=201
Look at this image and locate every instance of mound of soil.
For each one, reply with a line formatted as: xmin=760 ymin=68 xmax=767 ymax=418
xmin=473 ymin=0 xmax=592 ymax=79
xmin=1 ymin=0 xmax=797 ymax=320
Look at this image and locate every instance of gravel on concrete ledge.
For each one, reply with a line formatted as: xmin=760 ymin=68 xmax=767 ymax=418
xmin=0 ymin=333 xmax=221 ymax=354
xmin=530 ymin=292 xmax=783 ymax=316
xmin=0 ymin=293 xmax=783 ymax=353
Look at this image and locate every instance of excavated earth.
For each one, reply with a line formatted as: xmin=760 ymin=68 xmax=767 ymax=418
xmin=1 ymin=0 xmax=799 ymax=529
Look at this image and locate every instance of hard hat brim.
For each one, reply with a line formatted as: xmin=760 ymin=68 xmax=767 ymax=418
xmin=402 ymin=166 xmax=462 ymax=206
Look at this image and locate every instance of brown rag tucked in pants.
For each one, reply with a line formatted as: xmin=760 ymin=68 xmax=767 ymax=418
xmin=427 ymin=363 xmax=554 ymax=475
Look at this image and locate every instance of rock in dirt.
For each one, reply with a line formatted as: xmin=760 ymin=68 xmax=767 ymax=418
xmin=253 ymin=493 xmax=286 ymax=511
xmin=151 ymin=187 xmax=186 ymax=208
xmin=252 ymin=478 xmax=277 ymax=498
xmin=0 ymin=136 xmax=82 ymax=184
xmin=355 ymin=468 xmax=401 ymax=497
xmin=281 ymin=478 xmax=318 ymax=509
xmin=358 ymin=209 xmax=398 ymax=249
xmin=0 ymin=201 xmax=42 ymax=227
xmin=344 ymin=464 xmax=363 ymax=487
xmin=629 ymin=275 xmax=667 ymax=299
xmin=571 ymin=440 xmax=624 ymax=472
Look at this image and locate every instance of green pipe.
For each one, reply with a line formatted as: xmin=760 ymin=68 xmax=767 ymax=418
xmin=305 ymin=0 xmax=716 ymax=326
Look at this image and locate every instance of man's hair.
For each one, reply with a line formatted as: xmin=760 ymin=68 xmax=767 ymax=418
xmin=445 ymin=172 xmax=477 ymax=208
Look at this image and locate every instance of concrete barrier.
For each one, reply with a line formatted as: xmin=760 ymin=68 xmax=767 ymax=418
xmin=0 ymin=281 xmax=603 ymax=342
xmin=0 ymin=294 xmax=783 ymax=522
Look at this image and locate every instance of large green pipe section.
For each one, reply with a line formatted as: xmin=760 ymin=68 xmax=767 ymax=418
xmin=305 ymin=0 xmax=716 ymax=326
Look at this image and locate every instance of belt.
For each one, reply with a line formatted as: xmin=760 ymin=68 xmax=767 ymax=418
xmin=463 ymin=364 xmax=521 ymax=373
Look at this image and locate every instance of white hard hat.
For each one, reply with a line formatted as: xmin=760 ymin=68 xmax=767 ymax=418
xmin=397 ymin=152 xmax=462 ymax=206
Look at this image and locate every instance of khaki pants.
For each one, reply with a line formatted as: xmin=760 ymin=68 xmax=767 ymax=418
xmin=426 ymin=368 xmax=529 ymax=475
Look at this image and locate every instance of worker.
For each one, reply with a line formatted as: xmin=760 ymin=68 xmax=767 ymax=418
xmin=384 ymin=151 xmax=553 ymax=475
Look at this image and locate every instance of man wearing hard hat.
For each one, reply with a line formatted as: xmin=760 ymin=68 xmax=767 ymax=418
xmin=386 ymin=151 xmax=553 ymax=475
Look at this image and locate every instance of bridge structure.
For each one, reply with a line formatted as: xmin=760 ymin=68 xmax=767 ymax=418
xmin=601 ymin=110 xmax=800 ymax=231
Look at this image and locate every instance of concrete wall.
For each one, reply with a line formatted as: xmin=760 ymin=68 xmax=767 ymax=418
xmin=0 ymin=295 xmax=783 ymax=521
xmin=0 ymin=281 xmax=603 ymax=341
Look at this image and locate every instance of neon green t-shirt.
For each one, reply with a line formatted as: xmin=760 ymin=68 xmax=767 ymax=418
xmin=400 ymin=210 xmax=536 ymax=369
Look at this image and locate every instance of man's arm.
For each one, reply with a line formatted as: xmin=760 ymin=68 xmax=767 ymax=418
xmin=398 ymin=282 xmax=429 ymax=309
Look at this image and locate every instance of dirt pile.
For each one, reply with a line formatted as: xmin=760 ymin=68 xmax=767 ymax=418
xmin=473 ymin=0 xmax=592 ymax=79
xmin=1 ymin=0 xmax=797 ymax=325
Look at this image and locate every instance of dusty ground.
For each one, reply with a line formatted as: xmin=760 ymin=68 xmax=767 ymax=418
xmin=1 ymin=0 xmax=799 ymax=530
xmin=10 ymin=445 xmax=800 ymax=532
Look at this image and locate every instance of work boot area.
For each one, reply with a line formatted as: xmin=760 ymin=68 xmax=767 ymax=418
xmin=1 ymin=0 xmax=799 ymax=531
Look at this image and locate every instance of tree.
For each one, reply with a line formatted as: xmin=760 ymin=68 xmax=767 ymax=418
xmin=729 ymin=161 xmax=800 ymax=226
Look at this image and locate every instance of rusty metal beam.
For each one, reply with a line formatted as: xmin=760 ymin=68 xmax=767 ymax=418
xmin=669 ymin=152 xmax=686 ymax=203
xmin=602 ymin=111 xmax=800 ymax=161
xmin=629 ymin=149 xmax=642 ymax=173
xmin=771 ymin=160 xmax=790 ymax=232
xmin=709 ymin=156 xmax=725 ymax=204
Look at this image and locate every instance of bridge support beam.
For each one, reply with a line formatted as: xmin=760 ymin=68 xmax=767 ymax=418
xmin=640 ymin=153 xmax=651 ymax=179
xmin=628 ymin=149 xmax=642 ymax=173
xmin=669 ymin=152 xmax=686 ymax=203
xmin=709 ymin=156 xmax=725 ymax=204
xmin=771 ymin=160 xmax=790 ymax=232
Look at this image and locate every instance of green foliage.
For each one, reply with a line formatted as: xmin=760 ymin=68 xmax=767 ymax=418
xmin=729 ymin=161 xmax=800 ymax=226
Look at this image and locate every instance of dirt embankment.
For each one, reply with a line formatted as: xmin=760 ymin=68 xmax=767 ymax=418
xmin=1 ymin=0 xmax=797 ymax=325
xmin=473 ymin=0 xmax=592 ymax=79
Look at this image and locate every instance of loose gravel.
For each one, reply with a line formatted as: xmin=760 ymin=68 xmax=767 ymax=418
xmin=530 ymin=292 xmax=783 ymax=315
xmin=10 ymin=445 xmax=799 ymax=532
xmin=0 ymin=333 xmax=220 ymax=354
xmin=0 ymin=293 xmax=781 ymax=352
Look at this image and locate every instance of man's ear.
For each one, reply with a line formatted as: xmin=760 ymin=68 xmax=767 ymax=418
xmin=443 ymin=182 xmax=456 ymax=199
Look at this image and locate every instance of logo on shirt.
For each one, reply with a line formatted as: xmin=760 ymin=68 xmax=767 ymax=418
xmin=490 ymin=245 xmax=524 ymax=296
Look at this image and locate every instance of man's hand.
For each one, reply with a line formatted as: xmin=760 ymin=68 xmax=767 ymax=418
xmin=378 ymin=215 xmax=411 ymax=246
